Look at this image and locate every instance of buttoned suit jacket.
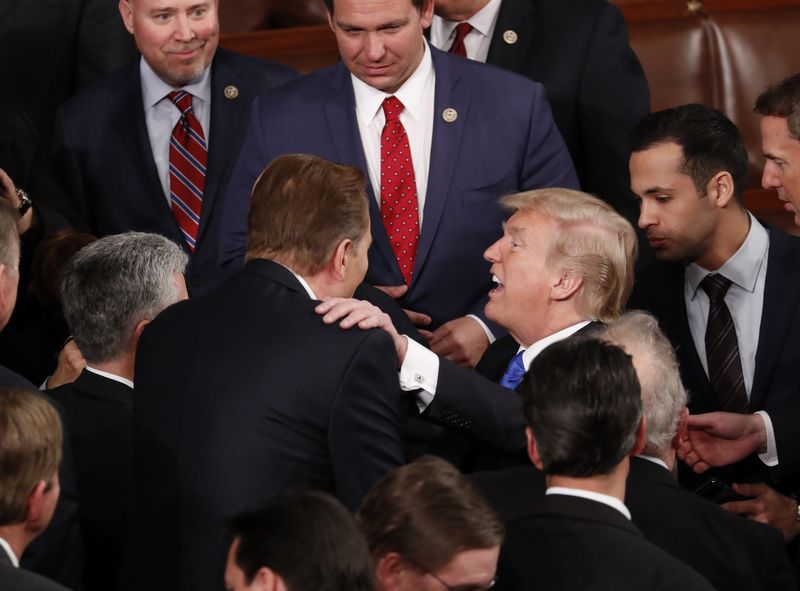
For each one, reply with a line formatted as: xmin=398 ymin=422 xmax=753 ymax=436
xmin=630 ymin=226 xmax=800 ymax=490
xmin=473 ymin=458 xmax=796 ymax=590
xmin=0 ymin=551 xmax=69 ymax=591
xmin=497 ymin=493 xmax=715 ymax=591
xmin=47 ymin=370 xmax=134 ymax=591
xmin=52 ymin=49 xmax=295 ymax=295
xmin=127 ymin=259 xmax=405 ymax=591
xmin=222 ymin=45 xmax=578 ymax=332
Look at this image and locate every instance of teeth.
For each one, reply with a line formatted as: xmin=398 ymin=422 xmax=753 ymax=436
xmin=492 ymin=275 xmax=503 ymax=286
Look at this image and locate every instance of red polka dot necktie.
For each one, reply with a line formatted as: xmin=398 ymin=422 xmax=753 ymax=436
xmin=380 ymin=96 xmax=419 ymax=284
xmin=167 ymin=90 xmax=207 ymax=252
xmin=448 ymin=22 xmax=473 ymax=58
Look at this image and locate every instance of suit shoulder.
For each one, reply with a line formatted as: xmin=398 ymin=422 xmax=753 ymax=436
xmin=0 ymin=563 xmax=70 ymax=591
xmin=59 ymin=60 xmax=138 ymax=117
xmin=439 ymin=48 xmax=543 ymax=93
xmin=212 ymin=48 xmax=296 ymax=85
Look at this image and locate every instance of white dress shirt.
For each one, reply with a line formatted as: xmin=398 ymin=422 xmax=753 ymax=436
xmin=429 ymin=0 xmax=503 ymax=63
xmin=0 ymin=535 xmax=19 ymax=567
xmin=140 ymin=58 xmax=212 ymax=204
xmin=684 ymin=213 xmax=777 ymax=466
xmin=546 ymin=486 xmax=632 ymax=520
xmin=85 ymin=366 xmax=134 ymax=389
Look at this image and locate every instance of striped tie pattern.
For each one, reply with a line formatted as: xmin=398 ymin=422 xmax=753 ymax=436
xmin=701 ymin=273 xmax=748 ymax=413
xmin=380 ymin=96 xmax=419 ymax=284
xmin=168 ymin=91 xmax=207 ymax=252
xmin=448 ymin=22 xmax=473 ymax=58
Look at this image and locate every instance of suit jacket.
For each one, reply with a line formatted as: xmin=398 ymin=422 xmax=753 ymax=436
xmin=483 ymin=0 xmax=649 ymax=227
xmin=127 ymin=259 xmax=405 ymax=591
xmin=52 ymin=49 xmax=295 ymax=295
xmin=222 ymin=45 xmax=578 ymax=332
xmin=48 ymin=370 xmax=134 ymax=591
xmin=496 ymin=493 xmax=715 ymax=591
xmin=473 ymin=458 xmax=795 ymax=591
xmin=630 ymin=226 xmax=800 ymax=490
xmin=0 ymin=550 xmax=69 ymax=591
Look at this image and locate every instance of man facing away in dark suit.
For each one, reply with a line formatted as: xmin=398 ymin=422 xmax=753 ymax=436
xmin=495 ymin=337 xmax=714 ymax=591
xmin=429 ymin=0 xmax=649 ymax=230
xmin=318 ymin=187 xmax=637 ymax=464
xmin=628 ymin=105 xmax=800 ymax=500
xmin=128 ymin=154 xmax=406 ymax=591
xmin=52 ymin=0 xmax=295 ymax=296
xmin=0 ymin=388 xmax=68 ymax=591
xmin=223 ymin=0 xmax=578 ymax=369
xmin=46 ymin=232 xmax=188 ymax=591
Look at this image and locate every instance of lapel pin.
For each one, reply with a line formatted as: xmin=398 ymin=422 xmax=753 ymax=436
xmin=224 ymin=85 xmax=239 ymax=100
xmin=503 ymin=30 xmax=518 ymax=45
xmin=442 ymin=108 xmax=458 ymax=123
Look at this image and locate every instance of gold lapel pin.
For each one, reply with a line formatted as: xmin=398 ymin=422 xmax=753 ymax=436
xmin=224 ymin=85 xmax=239 ymax=100
xmin=503 ymin=30 xmax=518 ymax=45
xmin=442 ymin=108 xmax=458 ymax=123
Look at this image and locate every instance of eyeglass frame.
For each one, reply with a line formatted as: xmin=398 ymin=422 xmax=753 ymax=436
xmin=405 ymin=556 xmax=497 ymax=591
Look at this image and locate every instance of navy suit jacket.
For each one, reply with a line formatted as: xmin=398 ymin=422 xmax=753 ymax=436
xmin=52 ymin=49 xmax=295 ymax=295
xmin=631 ymin=225 xmax=800 ymax=490
xmin=223 ymin=45 xmax=578 ymax=331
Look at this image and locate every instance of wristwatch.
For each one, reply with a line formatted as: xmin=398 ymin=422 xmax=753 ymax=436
xmin=15 ymin=187 xmax=31 ymax=218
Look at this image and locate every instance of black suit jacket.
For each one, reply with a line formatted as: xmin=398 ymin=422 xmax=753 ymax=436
xmin=497 ymin=494 xmax=715 ymax=591
xmin=52 ymin=50 xmax=295 ymax=295
xmin=630 ymin=226 xmax=800 ymax=490
xmin=128 ymin=259 xmax=405 ymax=591
xmin=48 ymin=370 xmax=134 ymax=591
xmin=484 ymin=0 xmax=649 ymax=226
xmin=473 ymin=458 xmax=795 ymax=590
xmin=0 ymin=550 xmax=69 ymax=591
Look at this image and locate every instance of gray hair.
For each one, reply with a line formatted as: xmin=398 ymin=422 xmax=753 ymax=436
xmin=61 ymin=232 xmax=188 ymax=364
xmin=600 ymin=311 xmax=687 ymax=455
xmin=0 ymin=200 xmax=20 ymax=270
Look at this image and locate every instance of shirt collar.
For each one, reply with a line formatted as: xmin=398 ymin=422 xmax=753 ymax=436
xmin=273 ymin=262 xmax=318 ymax=300
xmin=352 ymin=41 xmax=434 ymax=128
xmin=139 ymin=56 xmax=212 ymax=111
xmin=0 ymin=536 xmax=18 ymax=567
xmin=686 ymin=213 xmax=768 ymax=299
xmin=546 ymin=486 xmax=632 ymax=520
xmin=520 ymin=321 xmax=591 ymax=371
xmin=637 ymin=454 xmax=670 ymax=471
xmin=85 ymin=366 xmax=134 ymax=389
xmin=432 ymin=0 xmax=502 ymax=40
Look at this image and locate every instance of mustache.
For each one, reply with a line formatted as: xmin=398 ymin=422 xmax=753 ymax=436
xmin=165 ymin=41 xmax=205 ymax=53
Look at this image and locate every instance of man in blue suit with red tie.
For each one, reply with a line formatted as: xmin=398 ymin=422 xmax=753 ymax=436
xmin=223 ymin=0 xmax=578 ymax=368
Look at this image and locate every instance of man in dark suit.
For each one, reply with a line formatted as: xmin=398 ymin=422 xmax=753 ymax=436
xmin=495 ymin=337 xmax=713 ymax=591
xmin=430 ymin=0 xmax=649 ymax=227
xmin=52 ymin=0 xmax=295 ymax=296
xmin=46 ymin=232 xmax=187 ymax=591
xmin=628 ymin=105 xmax=800 ymax=497
xmin=129 ymin=154 xmax=406 ymax=591
xmin=0 ymin=388 xmax=68 ymax=591
xmin=319 ymin=187 xmax=637 ymax=464
xmin=223 ymin=0 xmax=578 ymax=368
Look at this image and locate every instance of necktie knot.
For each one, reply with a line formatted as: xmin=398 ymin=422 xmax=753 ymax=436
xmin=448 ymin=22 xmax=473 ymax=57
xmin=382 ymin=96 xmax=404 ymax=122
xmin=701 ymin=273 xmax=732 ymax=303
xmin=167 ymin=90 xmax=195 ymax=116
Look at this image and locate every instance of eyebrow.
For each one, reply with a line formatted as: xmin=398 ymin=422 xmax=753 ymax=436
xmin=641 ymin=186 xmax=673 ymax=195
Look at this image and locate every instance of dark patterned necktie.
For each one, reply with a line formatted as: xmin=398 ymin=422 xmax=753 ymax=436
xmin=448 ymin=22 xmax=473 ymax=58
xmin=167 ymin=91 xmax=207 ymax=252
xmin=701 ymin=273 xmax=748 ymax=413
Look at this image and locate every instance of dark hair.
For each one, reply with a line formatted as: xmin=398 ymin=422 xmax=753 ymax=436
xmin=521 ymin=338 xmax=642 ymax=478
xmin=323 ymin=0 xmax=426 ymax=14
xmin=356 ymin=455 xmax=504 ymax=572
xmin=227 ymin=491 xmax=375 ymax=591
xmin=755 ymin=72 xmax=800 ymax=141
xmin=30 ymin=230 xmax=96 ymax=319
xmin=246 ymin=154 xmax=369 ymax=274
xmin=629 ymin=104 xmax=748 ymax=204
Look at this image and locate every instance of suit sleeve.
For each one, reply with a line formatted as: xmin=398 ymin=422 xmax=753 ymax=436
xmin=328 ymin=329 xmax=406 ymax=510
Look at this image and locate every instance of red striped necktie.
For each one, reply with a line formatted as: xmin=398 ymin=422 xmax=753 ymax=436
xmin=167 ymin=90 xmax=207 ymax=252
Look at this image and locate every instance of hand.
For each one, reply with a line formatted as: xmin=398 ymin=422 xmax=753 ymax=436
xmin=316 ymin=297 xmax=408 ymax=364
xmin=677 ymin=412 xmax=766 ymax=474
xmin=374 ymin=284 xmax=432 ymax=336
xmin=723 ymin=483 xmax=800 ymax=542
xmin=0 ymin=168 xmax=32 ymax=234
xmin=430 ymin=316 xmax=489 ymax=368
xmin=47 ymin=340 xmax=86 ymax=389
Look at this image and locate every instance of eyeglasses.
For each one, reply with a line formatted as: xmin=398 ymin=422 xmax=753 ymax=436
xmin=408 ymin=558 xmax=497 ymax=591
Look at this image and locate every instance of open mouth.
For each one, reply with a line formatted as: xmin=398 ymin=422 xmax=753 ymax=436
xmin=489 ymin=274 xmax=504 ymax=295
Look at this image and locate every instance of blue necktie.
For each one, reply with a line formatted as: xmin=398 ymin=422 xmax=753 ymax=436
xmin=499 ymin=351 xmax=526 ymax=390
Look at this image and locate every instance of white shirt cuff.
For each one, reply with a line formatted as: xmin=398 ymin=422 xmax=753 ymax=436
xmin=399 ymin=336 xmax=440 ymax=413
xmin=466 ymin=314 xmax=496 ymax=344
xmin=755 ymin=410 xmax=778 ymax=466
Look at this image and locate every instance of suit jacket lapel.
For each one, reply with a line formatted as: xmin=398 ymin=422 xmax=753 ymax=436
xmin=415 ymin=48 xmax=469 ymax=287
xmin=486 ymin=0 xmax=537 ymax=72
xmin=750 ymin=228 xmax=800 ymax=409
